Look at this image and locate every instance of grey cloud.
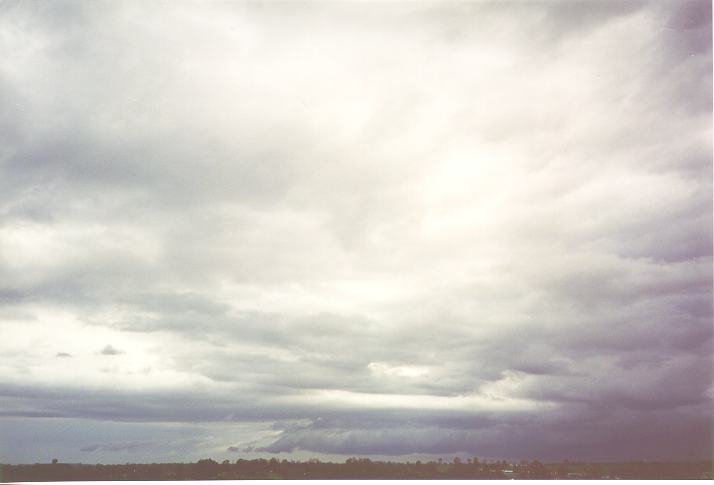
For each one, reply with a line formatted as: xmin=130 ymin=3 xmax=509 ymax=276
xmin=256 ymin=426 xmax=485 ymax=456
xmin=100 ymin=345 xmax=123 ymax=356
xmin=663 ymin=0 xmax=712 ymax=57
xmin=256 ymin=408 xmax=712 ymax=461
xmin=81 ymin=441 xmax=154 ymax=453
xmin=227 ymin=445 xmax=255 ymax=453
xmin=0 ymin=383 xmax=271 ymax=423
xmin=537 ymin=0 xmax=649 ymax=43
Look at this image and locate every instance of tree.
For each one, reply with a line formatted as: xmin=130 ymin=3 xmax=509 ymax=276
xmin=529 ymin=460 xmax=550 ymax=479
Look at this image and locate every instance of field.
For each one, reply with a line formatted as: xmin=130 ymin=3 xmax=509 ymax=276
xmin=2 ymin=458 xmax=712 ymax=480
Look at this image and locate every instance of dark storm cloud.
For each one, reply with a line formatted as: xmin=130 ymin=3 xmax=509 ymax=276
xmin=255 ymin=406 xmax=713 ymax=461
xmin=0 ymin=0 xmax=711 ymax=463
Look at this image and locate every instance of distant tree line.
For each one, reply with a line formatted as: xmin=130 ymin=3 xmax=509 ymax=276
xmin=1 ymin=457 xmax=711 ymax=480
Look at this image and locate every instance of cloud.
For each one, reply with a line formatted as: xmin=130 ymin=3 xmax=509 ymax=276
xmin=227 ymin=445 xmax=255 ymax=453
xmin=0 ymin=0 xmax=710 ymax=464
xmin=100 ymin=345 xmax=123 ymax=356
xmin=254 ymin=407 xmax=713 ymax=461
xmin=81 ymin=441 xmax=153 ymax=453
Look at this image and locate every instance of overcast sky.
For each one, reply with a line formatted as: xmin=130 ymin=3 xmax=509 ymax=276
xmin=0 ymin=0 xmax=711 ymax=465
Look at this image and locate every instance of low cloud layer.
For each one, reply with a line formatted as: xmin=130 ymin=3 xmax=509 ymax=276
xmin=0 ymin=0 xmax=711 ymax=464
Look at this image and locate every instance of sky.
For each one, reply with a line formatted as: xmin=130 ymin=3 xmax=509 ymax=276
xmin=0 ymin=0 xmax=712 ymax=465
